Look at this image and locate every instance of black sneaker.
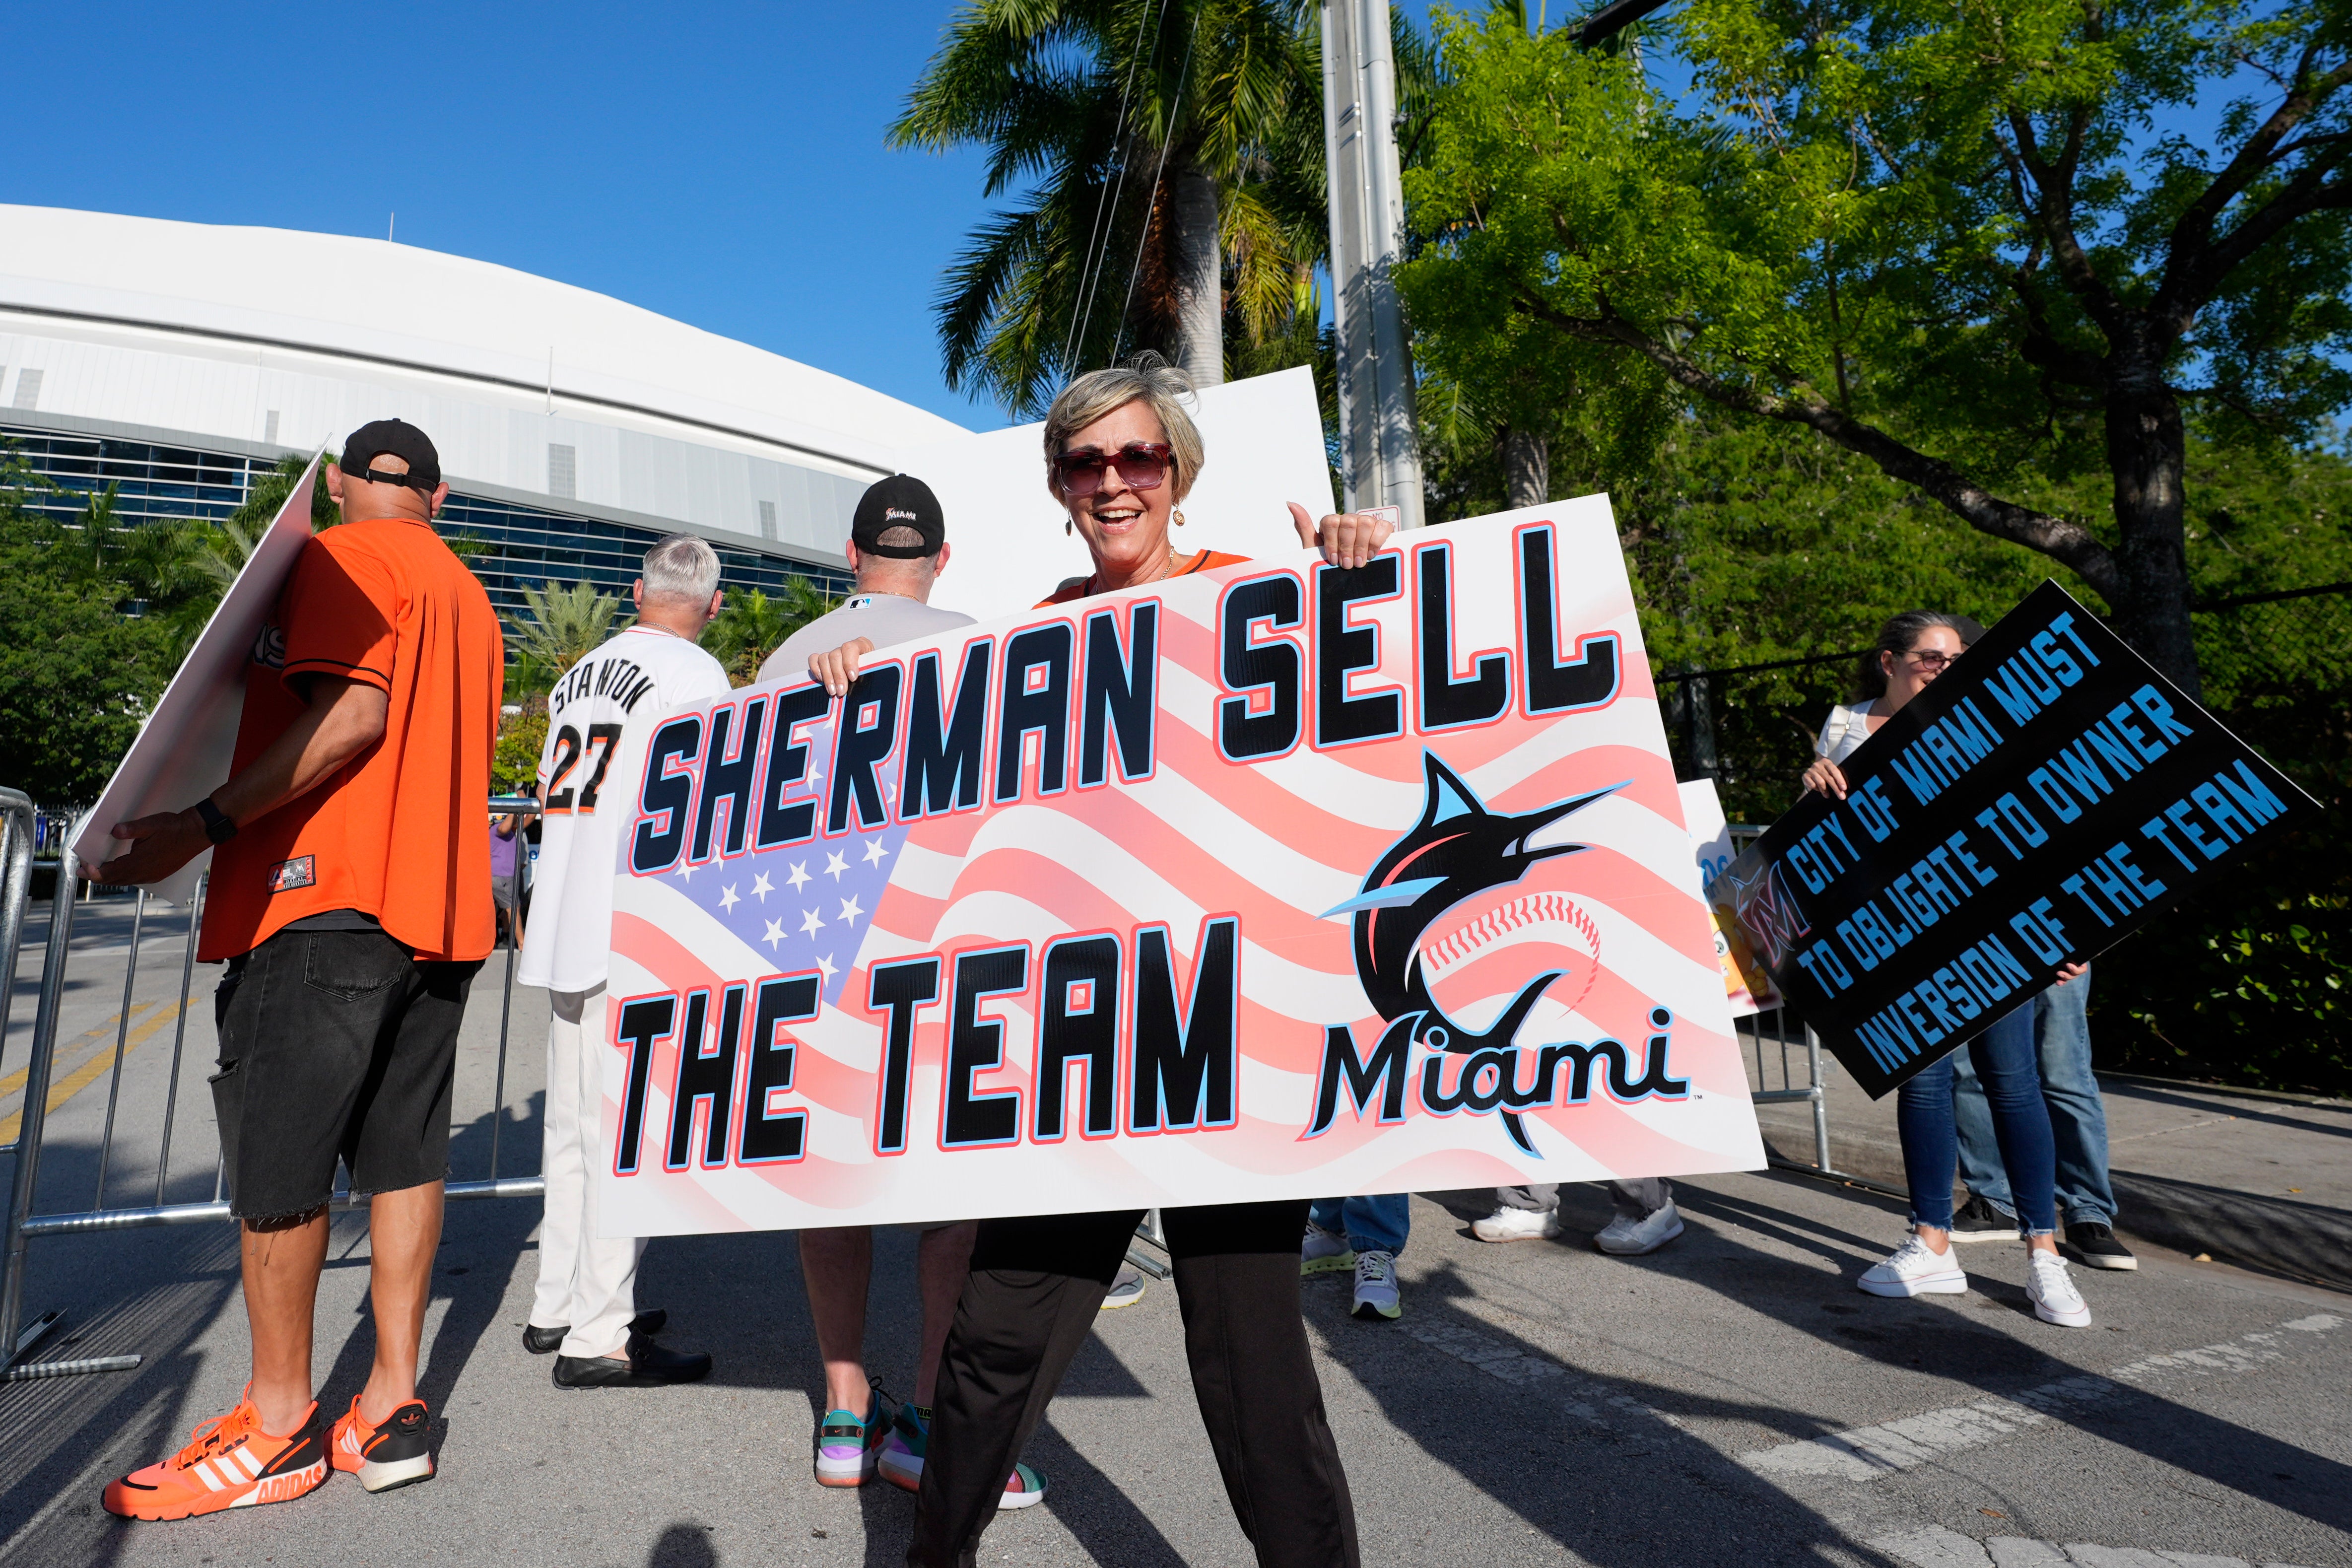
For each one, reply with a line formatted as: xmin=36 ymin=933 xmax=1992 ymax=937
xmin=1947 ymin=1192 xmax=2014 ymax=1242
xmin=2065 ymin=1221 xmax=2139 ymax=1271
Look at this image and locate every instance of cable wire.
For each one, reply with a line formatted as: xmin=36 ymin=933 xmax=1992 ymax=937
xmin=1064 ymin=0 xmax=1176 ymax=376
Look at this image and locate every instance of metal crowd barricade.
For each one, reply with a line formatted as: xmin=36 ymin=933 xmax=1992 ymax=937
xmin=1724 ymin=822 xmax=1843 ymax=1179
xmin=0 ymin=797 xmax=549 ymax=1379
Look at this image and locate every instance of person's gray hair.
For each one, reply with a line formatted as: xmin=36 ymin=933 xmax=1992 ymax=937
xmin=1042 ymin=351 xmax=1205 ymax=503
xmin=642 ymin=533 xmax=721 ymax=602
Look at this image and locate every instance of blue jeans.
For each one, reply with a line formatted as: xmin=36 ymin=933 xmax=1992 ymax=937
xmin=1895 ymin=1001 xmax=2057 ymax=1236
xmin=1953 ymin=971 xmax=2116 ymax=1227
xmin=1308 ymin=1193 xmax=1409 ymax=1256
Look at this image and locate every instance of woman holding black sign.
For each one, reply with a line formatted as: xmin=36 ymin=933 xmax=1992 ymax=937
xmin=1802 ymin=611 xmax=2094 ymax=1328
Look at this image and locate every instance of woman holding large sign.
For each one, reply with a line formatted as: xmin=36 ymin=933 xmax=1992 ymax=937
xmin=1803 ymin=611 xmax=2094 ymax=1328
xmin=893 ymin=354 xmax=1392 ymax=1568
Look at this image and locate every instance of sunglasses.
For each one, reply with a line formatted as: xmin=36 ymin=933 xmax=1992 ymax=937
xmin=1052 ymin=441 xmax=1172 ymax=496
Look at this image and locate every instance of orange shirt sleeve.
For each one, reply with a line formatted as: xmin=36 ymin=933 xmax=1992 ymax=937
xmin=278 ymin=536 xmax=399 ymax=693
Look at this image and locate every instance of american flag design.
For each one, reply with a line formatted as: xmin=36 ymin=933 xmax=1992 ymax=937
xmin=600 ymin=498 xmax=1766 ymax=1236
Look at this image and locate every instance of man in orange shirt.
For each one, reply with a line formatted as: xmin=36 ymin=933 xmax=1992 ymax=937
xmin=82 ymin=419 xmax=504 ymax=1519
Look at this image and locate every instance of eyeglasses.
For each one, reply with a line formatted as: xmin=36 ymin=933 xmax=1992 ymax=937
xmin=1052 ymin=441 xmax=1172 ymax=496
xmin=1904 ymin=649 xmax=1956 ymax=671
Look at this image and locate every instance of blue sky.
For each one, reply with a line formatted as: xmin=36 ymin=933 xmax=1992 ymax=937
xmin=4 ymin=4 xmax=1499 ymax=434
xmin=0 ymin=4 xmax=2256 ymax=435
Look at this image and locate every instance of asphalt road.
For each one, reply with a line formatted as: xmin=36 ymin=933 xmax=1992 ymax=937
xmin=0 ymin=899 xmax=2345 ymax=1568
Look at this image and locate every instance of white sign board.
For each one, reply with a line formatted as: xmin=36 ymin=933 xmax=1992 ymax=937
xmin=894 ymin=366 xmax=1336 ymax=624
xmin=71 ymin=457 xmax=322 ymax=904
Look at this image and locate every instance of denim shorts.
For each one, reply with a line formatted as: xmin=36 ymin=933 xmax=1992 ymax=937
xmin=210 ymin=925 xmax=483 ymax=1221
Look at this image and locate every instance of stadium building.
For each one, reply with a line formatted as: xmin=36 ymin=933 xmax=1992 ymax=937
xmin=0 ymin=204 xmax=970 ymax=617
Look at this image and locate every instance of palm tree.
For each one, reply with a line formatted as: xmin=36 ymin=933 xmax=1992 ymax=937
xmin=703 ymin=578 xmax=840 ymax=686
xmin=891 ymin=0 xmax=1327 ymax=415
xmin=508 ymin=580 xmax=627 ymax=683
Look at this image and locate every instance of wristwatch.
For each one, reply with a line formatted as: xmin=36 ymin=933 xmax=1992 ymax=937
xmin=193 ymin=797 xmax=237 ymax=844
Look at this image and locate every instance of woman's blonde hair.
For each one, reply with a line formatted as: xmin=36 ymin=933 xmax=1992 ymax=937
xmin=1042 ymin=351 xmax=1205 ymax=503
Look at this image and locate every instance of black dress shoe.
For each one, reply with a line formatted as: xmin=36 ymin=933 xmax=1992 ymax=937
xmin=523 ymin=1309 xmax=667 ymax=1355
xmin=551 ymin=1332 xmax=713 ymax=1389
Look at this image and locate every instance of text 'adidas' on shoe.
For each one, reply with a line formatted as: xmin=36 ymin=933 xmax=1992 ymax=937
xmin=103 ymin=1394 xmax=328 ymax=1520
xmin=331 ymin=1396 xmax=434 ymax=1494
xmin=1857 ymin=1234 xmax=1968 ymax=1298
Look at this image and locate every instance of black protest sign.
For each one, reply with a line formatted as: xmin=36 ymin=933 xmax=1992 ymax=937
xmin=1713 ymin=580 xmax=2318 ymax=1098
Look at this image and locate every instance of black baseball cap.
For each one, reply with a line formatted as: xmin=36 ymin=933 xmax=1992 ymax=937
xmin=851 ymin=474 xmax=944 ymax=559
xmin=342 ymin=418 xmax=442 ymax=489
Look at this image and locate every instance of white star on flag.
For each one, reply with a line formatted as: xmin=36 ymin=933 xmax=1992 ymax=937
xmin=816 ymin=953 xmax=839 ymax=981
xmin=838 ymin=894 xmax=864 ymax=925
xmin=751 ymin=871 xmax=775 ymax=902
xmin=824 ymin=850 xmax=849 ymax=881
xmin=674 ymin=859 xmax=695 ymax=883
xmin=862 ymin=838 xmax=890 ymax=866
xmin=801 ymin=908 xmax=826 ymax=936
xmin=762 ymin=918 xmax=786 ymax=950
xmin=719 ymin=884 xmax=740 ymax=913
xmin=787 ymin=861 xmax=811 ymax=891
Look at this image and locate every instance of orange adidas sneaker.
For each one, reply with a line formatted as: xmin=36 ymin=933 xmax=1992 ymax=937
xmin=330 ymin=1395 xmax=435 ymax=1493
xmin=103 ymin=1393 xmax=329 ymax=1520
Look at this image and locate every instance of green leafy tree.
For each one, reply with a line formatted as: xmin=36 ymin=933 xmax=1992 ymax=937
xmin=703 ymin=579 xmax=840 ymax=687
xmin=892 ymin=0 xmax=1330 ymax=412
xmin=0 ymin=463 xmax=176 ymax=802
xmin=506 ymin=580 xmax=626 ymax=685
xmin=1397 ymin=3 xmax=2352 ymax=691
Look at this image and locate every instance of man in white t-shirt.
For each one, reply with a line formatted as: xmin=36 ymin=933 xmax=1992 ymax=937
xmin=519 ymin=534 xmax=733 ymax=1388
xmin=754 ymin=478 xmax=1043 ymax=1509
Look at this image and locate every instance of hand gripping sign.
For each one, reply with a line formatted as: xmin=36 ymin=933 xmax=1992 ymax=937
xmin=1711 ymin=580 xmax=2318 ymax=1099
xmin=597 ymin=498 xmax=1766 ymax=1235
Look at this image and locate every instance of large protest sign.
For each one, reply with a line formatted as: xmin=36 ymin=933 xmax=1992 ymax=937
xmin=69 ymin=456 xmax=322 ymax=904
xmin=598 ymin=497 xmax=1765 ymax=1236
xmin=1713 ymin=581 xmax=2317 ymax=1097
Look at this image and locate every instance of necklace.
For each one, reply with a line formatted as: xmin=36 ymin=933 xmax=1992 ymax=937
xmin=1088 ymin=543 xmax=1182 ymax=599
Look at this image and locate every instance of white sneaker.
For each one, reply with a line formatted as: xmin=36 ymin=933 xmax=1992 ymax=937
xmin=2027 ymin=1249 xmax=2092 ymax=1327
xmin=1470 ymin=1205 xmax=1563 ymax=1243
xmin=1351 ymin=1250 xmax=1401 ymax=1321
xmin=1595 ymin=1201 xmax=1685 ymax=1256
xmin=1301 ymin=1223 xmax=1355 ymax=1277
xmin=1857 ymin=1234 xmax=1968 ymax=1297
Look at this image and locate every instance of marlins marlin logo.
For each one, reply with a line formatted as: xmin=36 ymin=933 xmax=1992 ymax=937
xmin=1304 ymin=752 xmax=1688 ymax=1156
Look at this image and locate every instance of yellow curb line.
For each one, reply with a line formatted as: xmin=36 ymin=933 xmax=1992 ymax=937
xmin=0 ymin=998 xmax=198 ymax=1145
xmin=0 ymin=1002 xmax=163 ymax=1101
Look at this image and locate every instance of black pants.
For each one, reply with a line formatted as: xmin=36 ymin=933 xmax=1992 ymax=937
xmin=909 ymin=1199 xmax=1358 ymax=1568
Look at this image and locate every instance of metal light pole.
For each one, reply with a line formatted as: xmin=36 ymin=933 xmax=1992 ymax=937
xmin=1322 ymin=0 xmax=1425 ymax=530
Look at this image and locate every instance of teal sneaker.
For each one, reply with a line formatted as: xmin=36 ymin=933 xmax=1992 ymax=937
xmin=878 ymin=1404 xmax=1048 ymax=1509
xmin=814 ymin=1393 xmax=891 ymax=1488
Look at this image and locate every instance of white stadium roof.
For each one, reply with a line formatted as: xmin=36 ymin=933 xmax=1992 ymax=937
xmin=0 ymin=204 xmax=969 ymax=555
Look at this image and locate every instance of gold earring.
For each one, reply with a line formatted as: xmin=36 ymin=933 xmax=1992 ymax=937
xmin=1173 ymin=508 xmax=1186 ymax=527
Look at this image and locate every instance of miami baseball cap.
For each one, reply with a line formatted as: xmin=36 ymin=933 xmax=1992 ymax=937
xmin=342 ymin=418 xmax=442 ymax=489
xmin=850 ymin=474 xmax=945 ymax=559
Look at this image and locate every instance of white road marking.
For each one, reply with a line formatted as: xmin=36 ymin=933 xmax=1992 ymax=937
xmin=1396 ymin=1317 xmax=1683 ymax=1435
xmin=1873 ymin=1523 xmax=2318 ymax=1568
xmin=1742 ymin=1313 xmax=2343 ymax=1482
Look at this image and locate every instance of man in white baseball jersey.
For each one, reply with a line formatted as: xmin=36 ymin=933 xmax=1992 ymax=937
xmin=518 ymin=534 xmax=732 ymax=1388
